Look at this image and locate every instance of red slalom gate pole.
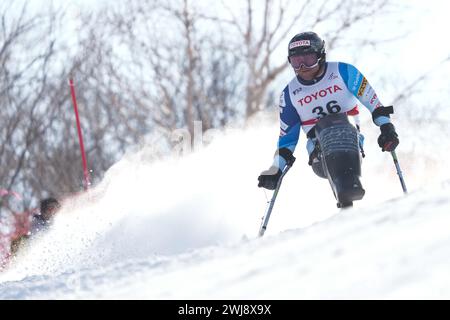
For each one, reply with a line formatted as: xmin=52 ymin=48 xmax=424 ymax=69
xmin=69 ymin=78 xmax=91 ymax=190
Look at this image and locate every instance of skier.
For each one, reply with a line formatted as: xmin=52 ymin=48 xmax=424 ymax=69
xmin=10 ymin=197 xmax=61 ymax=254
xmin=257 ymin=32 xmax=399 ymax=207
xmin=0 ymin=192 xmax=61 ymax=268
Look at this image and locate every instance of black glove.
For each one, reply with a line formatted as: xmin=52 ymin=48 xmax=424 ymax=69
xmin=258 ymin=166 xmax=282 ymax=190
xmin=378 ymin=123 xmax=399 ymax=152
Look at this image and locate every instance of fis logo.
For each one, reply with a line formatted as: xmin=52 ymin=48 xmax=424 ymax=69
xmin=328 ymin=72 xmax=338 ymax=80
xmin=293 ymin=87 xmax=302 ymax=95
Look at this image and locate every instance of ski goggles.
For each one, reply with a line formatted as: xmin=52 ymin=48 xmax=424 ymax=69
xmin=289 ymin=53 xmax=320 ymax=70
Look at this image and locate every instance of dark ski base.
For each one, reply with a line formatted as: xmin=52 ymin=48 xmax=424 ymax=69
xmin=314 ymin=113 xmax=365 ymax=208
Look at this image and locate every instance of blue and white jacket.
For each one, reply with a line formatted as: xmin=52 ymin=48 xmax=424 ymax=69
xmin=274 ymin=61 xmax=391 ymax=169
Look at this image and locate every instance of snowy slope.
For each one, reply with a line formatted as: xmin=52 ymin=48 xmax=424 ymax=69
xmin=0 ymin=114 xmax=450 ymax=299
xmin=1 ymin=180 xmax=450 ymax=299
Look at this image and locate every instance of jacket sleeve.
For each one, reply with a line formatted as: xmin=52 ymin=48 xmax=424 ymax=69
xmin=272 ymin=87 xmax=301 ymax=169
xmin=338 ymin=62 xmax=392 ymax=126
